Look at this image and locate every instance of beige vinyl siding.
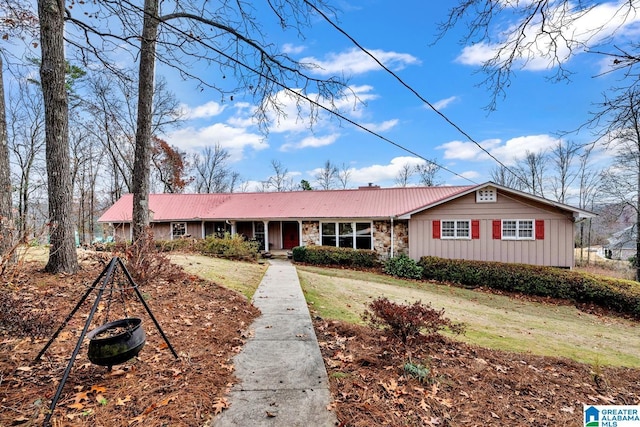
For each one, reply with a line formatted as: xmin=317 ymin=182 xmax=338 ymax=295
xmin=409 ymin=191 xmax=576 ymax=268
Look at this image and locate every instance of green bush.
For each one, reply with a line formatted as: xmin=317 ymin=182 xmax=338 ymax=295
xmin=200 ymin=234 xmax=259 ymax=259
xmin=292 ymin=246 xmax=307 ymax=262
xmin=291 ymin=245 xmax=378 ymax=268
xmin=418 ymin=256 xmax=640 ymax=318
xmin=383 ymin=254 xmax=423 ymax=279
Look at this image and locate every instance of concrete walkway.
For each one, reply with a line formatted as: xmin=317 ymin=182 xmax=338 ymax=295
xmin=212 ymin=259 xmax=338 ymax=426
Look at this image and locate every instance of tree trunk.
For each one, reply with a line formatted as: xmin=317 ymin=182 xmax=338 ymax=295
xmin=0 ymin=54 xmax=15 ymax=261
xmin=39 ymin=0 xmax=79 ymax=273
xmin=131 ymin=0 xmax=159 ymax=241
xmin=637 ymin=167 xmax=640 ymax=281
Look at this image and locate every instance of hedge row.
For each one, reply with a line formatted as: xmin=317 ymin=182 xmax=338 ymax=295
xmin=418 ymin=256 xmax=640 ymax=318
xmin=292 ymin=245 xmax=379 ymax=268
xmin=199 ymin=234 xmax=260 ymax=259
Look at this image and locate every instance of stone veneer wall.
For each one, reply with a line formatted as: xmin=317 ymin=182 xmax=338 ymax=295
xmin=373 ymin=220 xmax=409 ymax=259
xmin=301 ymin=221 xmax=320 ymax=246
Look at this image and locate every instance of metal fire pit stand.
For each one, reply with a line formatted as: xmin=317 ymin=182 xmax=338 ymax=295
xmin=34 ymin=256 xmax=178 ymax=426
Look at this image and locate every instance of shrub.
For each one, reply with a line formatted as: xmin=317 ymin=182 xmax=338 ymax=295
xmin=155 ymin=238 xmax=196 ymax=252
xmin=362 ymin=297 xmax=465 ymax=344
xmin=418 ymin=256 xmax=640 ymax=318
xmin=291 ymin=246 xmax=307 ymax=262
xmin=291 ymin=245 xmax=379 ymax=268
xmin=383 ymin=254 xmax=423 ymax=279
xmin=200 ymin=233 xmax=259 ymax=259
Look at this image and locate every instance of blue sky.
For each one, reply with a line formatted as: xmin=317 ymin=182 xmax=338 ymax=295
xmin=158 ymin=0 xmax=640 ymax=191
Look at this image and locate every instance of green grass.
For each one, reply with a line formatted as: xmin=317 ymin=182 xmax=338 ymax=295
xmin=296 ymin=265 xmax=640 ymax=367
xmin=169 ymin=254 xmax=267 ymax=300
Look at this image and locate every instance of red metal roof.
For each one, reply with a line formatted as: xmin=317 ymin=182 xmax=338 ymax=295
xmin=98 ymin=186 xmax=475 ymax=223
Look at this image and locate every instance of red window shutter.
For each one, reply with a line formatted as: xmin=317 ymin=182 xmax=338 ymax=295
xmin=492 ymin=220 xmax=501 ymax=239
xmin=535 ymin=219 xmax=545 ymax=240
xmin=432 ymin=220 xmax=441 ymax=239
xmin=471 ymin=220 xmax=480 ymax=239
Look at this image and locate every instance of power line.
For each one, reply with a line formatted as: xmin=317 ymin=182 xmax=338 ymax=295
xmin=112 ymin=0 xmax=477 ymax=184
xmin=303 ymin=0 xmax=528 ymax=187
xmin=105 ymin=0 xmax=478 ymax=185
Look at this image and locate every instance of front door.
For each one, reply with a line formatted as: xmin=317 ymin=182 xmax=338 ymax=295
xmin=282 ymin=222 xmax=299 ymax=249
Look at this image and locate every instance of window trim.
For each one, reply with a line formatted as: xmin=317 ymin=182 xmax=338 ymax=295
xmin=320 ymin=221 xmax=373 ymax=250
xmin=171 ymin=222 xmax=187 ymax=239
xmin=440 ymin=219 xmax=471 ymax=240
xmin=501 ymin=219 xmax=535 ymax=241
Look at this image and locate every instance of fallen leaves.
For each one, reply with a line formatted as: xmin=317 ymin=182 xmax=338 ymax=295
xmin=0 ymin=260 xmax=260 ymax=427
xmin=315 ymin=318 xmax=640 ymax=427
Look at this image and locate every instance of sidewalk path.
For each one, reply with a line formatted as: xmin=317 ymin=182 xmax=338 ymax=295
xmin=212 ymin=259 xmax=338 ymax=426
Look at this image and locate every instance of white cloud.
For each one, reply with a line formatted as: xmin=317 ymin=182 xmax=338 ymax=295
xmin=491 ymin=134 xmax=559 ymax=164
xmin=460 ymin=170 xmax=481 ymax=180
xmin=438 ymin=135 xmax=559 ymax=164
xmin=264 ymin=85 xmax=380 ymax=133
xmin=348 ymin=156 xmax=426 ymax=184
xmin=432 ymin=96 xmax=459 ymax=111
xmin=280 ymin=133 xmax=341 ymax=151
xmin=456 ymin=1 xmax=640 ymax=71
xmin=181 ymin=101 xmax=226 ymax=119
xmin=359 ymin=119 xmax=399 ymax=133
xmin=282 ymin=43 xmax=306 ymax=55
xmin=301 ymin=47 xmax=420 ymax=76
xmin=437 ymin=139 xmax=502 ymax=161
xmin=165 ymin=123 xmax=266 ymax=162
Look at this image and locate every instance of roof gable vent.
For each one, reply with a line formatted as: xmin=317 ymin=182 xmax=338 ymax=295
xmin=476 ymin=187 xmax=497 ymax=203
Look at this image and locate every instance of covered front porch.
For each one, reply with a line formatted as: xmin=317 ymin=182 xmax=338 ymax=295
xmin=202 ymin=220 xmax=302 ymax=252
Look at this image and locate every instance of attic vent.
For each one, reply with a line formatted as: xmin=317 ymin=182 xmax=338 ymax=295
xmin=476 ymin=187 xmax=496 ymax=203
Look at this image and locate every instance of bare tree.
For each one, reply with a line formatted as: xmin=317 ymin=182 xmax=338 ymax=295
xmin=267 ymin=159 xmax=295 ymax=192
xmin=549 ymin=140 xmax=579 ymax=203
xmin=415 ymin=160 xmax=441 ymax=186
xmin=61 ymin=0 xmax=351 ymax=241
xmin=192 ymin=144 xmax=238 ymax=193
xmin=515 ymin=150 xmax=547 ymax=197
xmin=438 ymin=1 xmax=640 ymax=110
xmin=490 ymin=165 xmax=524 ymax=190
xmin=593 ymin=89 xmax=640 ymax=279
xmin=8 ymin=79 xmax=46 ymax=242
xmin=0 ymin=0 xmax=39 ymax=264
xmin=394 ymin=163 xmax=413 ymax=187
xmin=315 ymin=160 xmax=339 ymax=190
xmin=576 ymin=145 xmax=599 ymax=264
xmin=337 ymin=162 xmax=352 ymax=189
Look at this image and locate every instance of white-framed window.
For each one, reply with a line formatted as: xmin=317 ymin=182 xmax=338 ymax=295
xmin=171 ymin=222 xmax=187 ymax=239
xmin=321 ymin=221 xmax=372 ymax=249
xmin=441 ymin=220 xmax=470 ymax=239
xmin=502 ymin=220 xmax=534 ymax=240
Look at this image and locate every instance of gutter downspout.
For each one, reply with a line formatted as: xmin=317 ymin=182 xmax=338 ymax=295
xmin=390 ymin=216 xmax=394 ymax=258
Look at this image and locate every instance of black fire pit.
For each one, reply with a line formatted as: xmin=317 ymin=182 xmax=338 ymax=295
xmin=87 ymin=317 xmax=146 ymax=366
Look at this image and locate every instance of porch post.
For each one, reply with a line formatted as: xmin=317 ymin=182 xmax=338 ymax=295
xmin=298 ymin=220 xmax=303 ymax=247
xmin=229 ymin=220 xmax=237 ymax=236
xmin=263 ymin=220 xmax=269 ymax=252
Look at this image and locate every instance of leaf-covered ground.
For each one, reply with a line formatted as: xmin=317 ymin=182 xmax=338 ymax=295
xmin=2 ymin=256 xmax=640 ymax=427
xmin=315 ymin=319 xmax=640 ymax=427
xmin=0 ymin=258 xmax=258 ymax=426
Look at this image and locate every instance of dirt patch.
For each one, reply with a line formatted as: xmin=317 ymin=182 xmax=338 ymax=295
xmin=0 ymin=258 xmax=259 ymax=426
xmin=315 ymin=319 xmax=640 ymax=427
